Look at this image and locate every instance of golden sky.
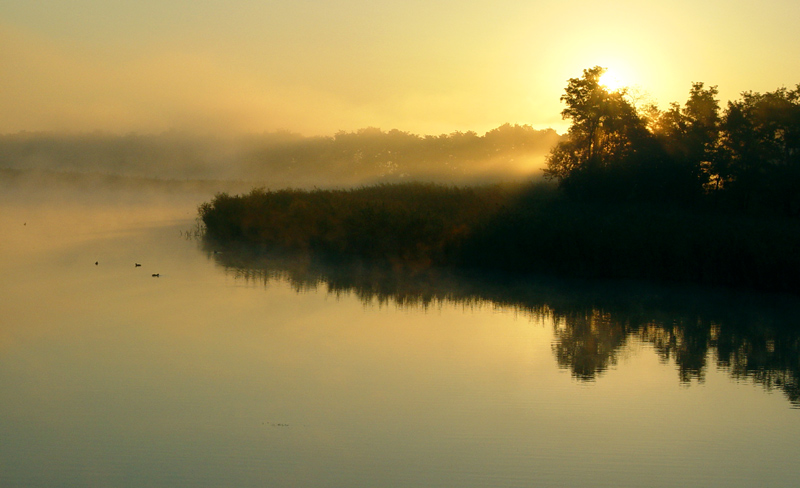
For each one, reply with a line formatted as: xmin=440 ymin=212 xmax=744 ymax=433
xmin=2 ymin=0 xmax=799 ymax=136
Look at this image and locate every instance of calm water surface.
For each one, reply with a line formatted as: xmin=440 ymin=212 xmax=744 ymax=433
xmin=1 ymin=182 xmax=799 ymax=487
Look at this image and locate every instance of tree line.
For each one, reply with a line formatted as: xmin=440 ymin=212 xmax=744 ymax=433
xmin=545 ymin=66 xmax=800 ymax=215
xmin=232 ymin=124 xmax=561 ymax=185
xmin=0 ymin=124 xmax=561 ymax=186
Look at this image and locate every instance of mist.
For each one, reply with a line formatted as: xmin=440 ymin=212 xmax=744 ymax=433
xmin=0 ymin=124 xmax=562 ymax=190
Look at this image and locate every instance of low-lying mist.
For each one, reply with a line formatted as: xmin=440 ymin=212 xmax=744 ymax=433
xmin=0 ymin=124 xmax=562 ymax=189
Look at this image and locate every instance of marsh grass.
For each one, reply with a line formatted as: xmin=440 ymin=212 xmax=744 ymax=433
xmin=199 ymin=182 xmax=800 ymax=293
xmin=199 ymin=182 xmax=532 ymax=267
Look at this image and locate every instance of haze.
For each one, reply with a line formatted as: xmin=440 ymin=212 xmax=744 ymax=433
xmin=3 ymin=0 xmax=800 ymax=137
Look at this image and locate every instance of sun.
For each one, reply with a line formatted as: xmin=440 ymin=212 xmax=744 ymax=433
xmin=599 ymin=69 xmax=625 ymax=92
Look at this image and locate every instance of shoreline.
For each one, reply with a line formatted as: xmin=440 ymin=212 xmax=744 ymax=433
xmin=199 ymin=182 xmax=800 ymax=295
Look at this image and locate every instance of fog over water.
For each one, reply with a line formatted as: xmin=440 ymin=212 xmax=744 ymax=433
xmin=0 ymin=125 xmax=561 ymax=188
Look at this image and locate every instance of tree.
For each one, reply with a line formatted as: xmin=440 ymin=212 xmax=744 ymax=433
xmin=545 ymin=66 xmax=650 ymax=198
xmin=718 ymin=85 xmax=800 ymax=213
xmin=645 ymin=83 xmax=720 ymax=202
xmin=650 ymin=82 xmax=720 ymax=199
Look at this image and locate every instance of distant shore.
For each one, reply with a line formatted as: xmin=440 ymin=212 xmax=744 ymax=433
xmin=199 ymin=182 xmax=800 ymax=294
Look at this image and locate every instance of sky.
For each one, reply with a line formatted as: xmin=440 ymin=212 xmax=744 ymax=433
xmin=2 ymin=0 xmax=800 ymax=136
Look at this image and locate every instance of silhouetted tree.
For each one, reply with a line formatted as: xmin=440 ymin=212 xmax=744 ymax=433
xmin=652 ymin=82 xmax=720 ymax=199
xmin=717 ymin=86 xmax=800 ymax=213
xmin=545 ymin=66 xmax=656 ymax=200
xmin=548 ymin=67 xmax=800 ymax=210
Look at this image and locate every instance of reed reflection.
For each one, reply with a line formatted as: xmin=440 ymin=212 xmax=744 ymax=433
xmin=205 ymin=241 xmax=800 ymax=407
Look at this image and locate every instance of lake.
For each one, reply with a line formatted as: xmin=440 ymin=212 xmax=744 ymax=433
xmin=2 ymin=176 xmax=799 ymax=487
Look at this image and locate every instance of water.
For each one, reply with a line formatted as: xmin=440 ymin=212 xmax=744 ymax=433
xmin=2 ymin=178 xmax=799 ymax=487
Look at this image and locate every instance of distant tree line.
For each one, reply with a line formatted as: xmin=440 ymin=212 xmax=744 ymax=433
xmin=0 ymin=124 xmax=561 ymax=186
xmin=546 ymin=66 xmax=800 ymax=215
xmin=236 ymin=124 xmax=561 ymax=184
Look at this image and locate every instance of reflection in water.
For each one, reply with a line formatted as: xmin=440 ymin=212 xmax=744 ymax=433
xmin=206 ymin=240 xmax=800 ymax=407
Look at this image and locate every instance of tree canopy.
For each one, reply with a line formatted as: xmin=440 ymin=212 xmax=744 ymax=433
xmin=545 ymin=66 xmax=800 ymax=213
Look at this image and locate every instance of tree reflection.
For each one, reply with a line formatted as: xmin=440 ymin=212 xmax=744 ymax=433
xmin=551 ymin=310 xmax=629 ymax=381
xmin=641 ymin=318 xmax=714 ymax=383
xmin=205 ymin=241 xmax=800 ymax=407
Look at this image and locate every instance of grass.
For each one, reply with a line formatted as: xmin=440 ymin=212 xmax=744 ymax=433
xmin=199 ymin=181 xmax=800 ymax=293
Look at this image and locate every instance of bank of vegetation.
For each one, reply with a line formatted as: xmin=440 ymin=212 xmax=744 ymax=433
xmin=199 ymin=182 xmax=800 ymax=293
xmin=200 ymin=68 xmax=800 ymax=293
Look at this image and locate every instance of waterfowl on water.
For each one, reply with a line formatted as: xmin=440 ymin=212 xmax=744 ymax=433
xmin=135 ymin=263 xmax=141 ymax=267
xmin=152 ymin=273 xmax=160 ymax=277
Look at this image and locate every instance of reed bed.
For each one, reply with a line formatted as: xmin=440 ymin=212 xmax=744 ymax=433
xmin=199 ymin=182 xmax=800 ymax=293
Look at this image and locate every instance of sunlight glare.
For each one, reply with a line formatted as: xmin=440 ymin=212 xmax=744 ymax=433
xmin=599 ymin=70 xmax=625 ymax=92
